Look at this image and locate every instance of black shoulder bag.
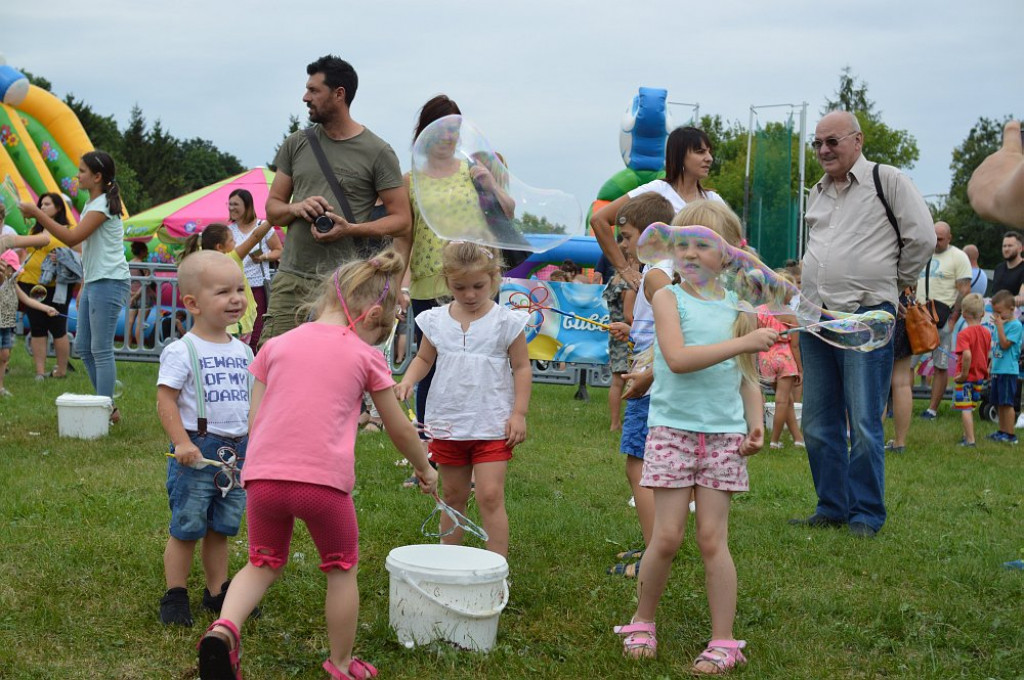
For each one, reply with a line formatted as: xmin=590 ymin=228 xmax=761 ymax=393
xmin=304 ymin=127 xmax=391 ymax=259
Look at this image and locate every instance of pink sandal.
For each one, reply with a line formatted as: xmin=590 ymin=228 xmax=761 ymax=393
xmin=197 ymin=619 xmax=243 ymax=679
xmin=692 ymin=639 xmax=747 ymax=675
xmin=322 ymin=657 xmax=378 ymax=679
xmin=613 ymin=620 xmax=657 ymax=659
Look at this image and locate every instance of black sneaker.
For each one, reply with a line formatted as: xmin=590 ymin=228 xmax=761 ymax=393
xmin=202 ymin=581 xmax=229 ymax=614
xmin=203 ymin=579 xmax=261 ymax=619
xmin=159 ymin=587 xmax=193 ymax=626
xmin=788 ymin=513 xmax=845 ymax=528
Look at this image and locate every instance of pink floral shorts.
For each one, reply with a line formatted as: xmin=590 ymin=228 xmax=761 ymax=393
xmin=758 ymin=346 xmax=799 ymax=382
xmin=640 ymin=426 xmax=749 ymax=492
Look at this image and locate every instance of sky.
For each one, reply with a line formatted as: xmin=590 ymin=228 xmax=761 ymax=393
xmin=2 ymin=1 xmax=1021 ymax=224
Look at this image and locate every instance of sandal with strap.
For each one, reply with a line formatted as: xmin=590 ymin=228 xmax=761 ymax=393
xmin=198 ymin=619 xmax=242 ymax=680
xmin=613 ymin=620 xmax=657 ymax=659
xmin=692 ymin=639 xmax=747 ymax=675
xmin=615 ymin=547 xmax=645 ymax=561
xmin=607 ymin=558 xmax=641 ymax=578
xmin=323 ymin=657 xmax=378 ymax=679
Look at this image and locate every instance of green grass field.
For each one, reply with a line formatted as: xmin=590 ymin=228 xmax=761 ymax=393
xmin=0 ymin=348 xmax=1021 ymax=679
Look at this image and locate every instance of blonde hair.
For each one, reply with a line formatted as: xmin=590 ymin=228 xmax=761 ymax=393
xmin=441 ymin=241 xmax=503 ymax=296
xmin=670 ymin=200 xmax=759 ymax=384
xmin=961 ymin=293 xmax=985 ymax=319
xmin=305 ymin=248 xmax=405 ymax=324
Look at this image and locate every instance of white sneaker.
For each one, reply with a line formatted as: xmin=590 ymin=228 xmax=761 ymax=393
xmin=1015 ymin=413 xmax=1024 ymax=430
xmin=627 ymin=496 xmax=636 ymax=507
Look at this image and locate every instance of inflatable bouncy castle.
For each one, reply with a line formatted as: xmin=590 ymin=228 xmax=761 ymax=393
xmin=0 ymin=60 xmax=101 ymax=232
xmin=507 ymin=87 xmax=674 ymax=278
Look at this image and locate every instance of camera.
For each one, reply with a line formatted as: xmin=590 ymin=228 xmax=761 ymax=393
xmin=313 ymin=214 xmax=334 ymax=233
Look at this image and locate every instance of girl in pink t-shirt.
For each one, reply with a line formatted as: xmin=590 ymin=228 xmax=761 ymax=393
xmin=197 ymin=249 xmax=437 ymax=680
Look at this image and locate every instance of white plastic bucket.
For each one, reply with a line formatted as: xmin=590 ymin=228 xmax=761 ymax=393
xmin=56 ymin=393 xmax=112 ymax=439
xmin=765 ymin=402 xmax=802 ymax=432
xmin=386 ymin=544 xmax=508 ymax=651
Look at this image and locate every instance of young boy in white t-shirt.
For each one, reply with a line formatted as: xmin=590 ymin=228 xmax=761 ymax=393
xmin=157 ymin=250 xmax=254 ymax=626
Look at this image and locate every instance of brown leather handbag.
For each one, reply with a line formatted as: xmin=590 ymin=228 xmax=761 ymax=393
xmin=903 ymin=287 xmax=940 ymax=354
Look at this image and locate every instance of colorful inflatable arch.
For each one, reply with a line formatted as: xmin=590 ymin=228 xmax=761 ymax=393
xmin=512 ymin=87 xmax=673 ymax=277
xmin=0 ymin=61 xmax=99 ymax=232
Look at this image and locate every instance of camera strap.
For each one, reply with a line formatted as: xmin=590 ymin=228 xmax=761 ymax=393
xmin=304 ymin=126 xmax=355 ymax=223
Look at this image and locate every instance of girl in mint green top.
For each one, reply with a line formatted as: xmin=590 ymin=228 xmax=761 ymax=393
xmin=615 ymin=208 xmax=779 ymax=673
xmin=19 ymin=150 xmax=130 ymax=408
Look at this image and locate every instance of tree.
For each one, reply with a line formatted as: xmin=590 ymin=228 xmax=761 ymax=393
xmin=823 ymin=67 xmax=919 ymax=170
xmin=13 ymin=67 xmax=51 ymax=92
xmin=937 ymin=115 xmax=1016 ymax=268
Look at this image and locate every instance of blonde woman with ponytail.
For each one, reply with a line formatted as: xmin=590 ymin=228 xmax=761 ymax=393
xmin=19 ymin=151 xmax=129 ymax=419
xmin=197 ymin=247 xmax=436 ymax=680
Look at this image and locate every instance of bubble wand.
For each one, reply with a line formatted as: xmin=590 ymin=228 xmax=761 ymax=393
xmin=507 ymin=286 xmax=617 ymax=332
xmin=420 ymin=492 xmax=489 ymax=542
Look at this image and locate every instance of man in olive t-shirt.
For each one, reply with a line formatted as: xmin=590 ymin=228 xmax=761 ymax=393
xmin=262 ymin=55 xmax=410 ymax=344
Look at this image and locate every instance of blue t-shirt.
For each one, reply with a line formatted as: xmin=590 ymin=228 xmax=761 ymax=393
xmin=648 ymin=285 xmax=747 ymax=434
xmin=991 ymin=318 xmax=1022 ymax=376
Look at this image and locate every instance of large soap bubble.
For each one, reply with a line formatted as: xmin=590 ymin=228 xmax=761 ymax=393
xmin=411 ymin=115 xmax=582 ymax=252
xmin=636 ymin=223 xmax=894 ymax=353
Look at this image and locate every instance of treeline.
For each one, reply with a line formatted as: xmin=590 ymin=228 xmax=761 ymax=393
xmin=22 ymin=70 xmax=244 ymax=214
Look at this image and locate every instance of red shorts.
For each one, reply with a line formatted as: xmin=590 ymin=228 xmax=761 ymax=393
xmin=244 ymin=480 xmax=359 ymax=572
xmin=428 ymin=439 xmax=513 ymax=466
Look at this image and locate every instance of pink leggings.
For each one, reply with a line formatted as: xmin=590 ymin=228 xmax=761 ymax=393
xmin=244 ymin=480 xmax=359 ymax=572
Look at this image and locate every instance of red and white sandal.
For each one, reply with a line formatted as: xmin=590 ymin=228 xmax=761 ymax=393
xmin=692 ymin=639 xmax=747 ymax=675
xmin=198 ymin=618 xmax=243 ymax=680
xmin=322 ymin=657 xmax=378 ymax=679
xmin=613 ymin=620 xmax=657 ymax=659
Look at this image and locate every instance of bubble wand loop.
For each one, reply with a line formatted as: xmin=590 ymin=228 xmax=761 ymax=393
xmin=420 ymin=492 xmax=489 ymax=542
xmin=507 ymin=286 xmax=617 ymax=333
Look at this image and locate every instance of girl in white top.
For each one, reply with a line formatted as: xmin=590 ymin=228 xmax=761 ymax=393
xmin=19 ymin=151 xmax=130 ymax=416
xmin=397 ymin=241 xmax=531 ymax=557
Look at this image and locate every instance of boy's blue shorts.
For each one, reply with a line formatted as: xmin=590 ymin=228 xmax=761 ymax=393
xmin=620 ymin=395 xmax=651 ymax=459
xmin=952 ymin=381 xmax=982 ymax=411
xmin=990 ymin=374 xmax=1019 ymax=407
xmin=166 ymin=432 xmax=248 ymax=541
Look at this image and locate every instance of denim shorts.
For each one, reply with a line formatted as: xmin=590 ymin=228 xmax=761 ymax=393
xmin=620 ymin=395 xmax=651 ymax=459
xmin=0 ymin=327 xmax=13 ymax=351
xmin=990 ymin=374 xmax=1018 ymax=407
xmin=166 ymin=432 xmax=248 ymax=541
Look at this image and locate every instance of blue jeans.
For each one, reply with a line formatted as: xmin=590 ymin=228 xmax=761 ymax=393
xmin=75 ymin=278 xmax=129 ymax=398
xmin=799 ymin=302 xmax=895 ymax=531
xmin=411 ymin=297 xmax=441 ymax=429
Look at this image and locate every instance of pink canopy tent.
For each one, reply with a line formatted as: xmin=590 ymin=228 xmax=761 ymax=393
xmin=123 ymin=167 xmax=278 ymax=240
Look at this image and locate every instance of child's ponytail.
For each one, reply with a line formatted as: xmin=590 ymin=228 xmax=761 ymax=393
xmin=178 ymin=224 xmax=231 ymax=263
xmin=306 ymin=248 xmax=405 ymax=323
xmin=81 ymin=150 xmax=122 ymax=215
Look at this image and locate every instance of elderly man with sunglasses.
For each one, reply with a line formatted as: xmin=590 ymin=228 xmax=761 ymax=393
xmin=790 ymin=110 xmax=934 ymax=538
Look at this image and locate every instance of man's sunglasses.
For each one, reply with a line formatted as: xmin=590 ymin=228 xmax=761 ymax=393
xmin=810 ymin=132 xmax=858 ymax=150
